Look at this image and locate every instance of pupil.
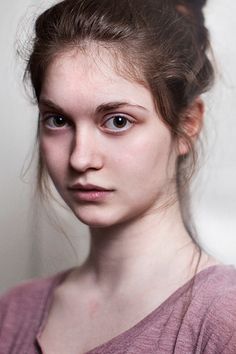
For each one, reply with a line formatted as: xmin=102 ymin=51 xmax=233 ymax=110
xmin=114 ymin=116 xmax=126 ymax=128
xmin=54 ymin=116 xmax=64 ymax=126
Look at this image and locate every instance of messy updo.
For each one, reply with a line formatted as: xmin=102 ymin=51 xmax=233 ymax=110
xmin=24 ymin=0 xmax=214 ymax=241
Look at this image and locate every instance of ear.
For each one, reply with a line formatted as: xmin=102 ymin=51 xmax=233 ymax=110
xmin=178 ymin=97 xmax=204 ymax=156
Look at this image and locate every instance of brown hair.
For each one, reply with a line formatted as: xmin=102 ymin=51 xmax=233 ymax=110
xmin=24 ymin=0 xmax=214 ymax=242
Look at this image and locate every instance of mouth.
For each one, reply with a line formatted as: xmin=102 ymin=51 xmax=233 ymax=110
xmin=68 ymin=183 xmax=113 ymax=192
xmin=68 ymin=183 xmax=114 ymax=202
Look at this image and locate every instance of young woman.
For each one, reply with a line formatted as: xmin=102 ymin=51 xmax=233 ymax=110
xmin=1 ymin=0 xmax=236 ymax=353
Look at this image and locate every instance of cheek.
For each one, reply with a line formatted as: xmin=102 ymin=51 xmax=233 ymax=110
xmin=39 ymin=136 xmax=70 ymax=181
xmin=112 ymin=130 xmax=173 ymax=181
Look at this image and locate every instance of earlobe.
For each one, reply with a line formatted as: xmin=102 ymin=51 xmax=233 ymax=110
xmin=178 ymin=97 xmax=204 ymax=156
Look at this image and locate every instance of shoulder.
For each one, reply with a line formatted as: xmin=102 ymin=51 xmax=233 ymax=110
xmin=193 ymin=264 xmax=236 ymax=305
xmin=0 ymin=271 xmax=66 ymax=314
xmin=0 ymin=270 xmax=68 ymax=350
xmin=190 ymin=265 xmax=236 ymax=353
xmin=203 ymin=290 xmax=236 ymax=352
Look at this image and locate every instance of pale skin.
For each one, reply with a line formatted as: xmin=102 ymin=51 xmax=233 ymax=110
xmin=38 ymin=45 xmax=219 ymax=354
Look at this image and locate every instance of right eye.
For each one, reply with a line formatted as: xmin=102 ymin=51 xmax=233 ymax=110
xmin=42 ymin=115 xmax=70 ymax=129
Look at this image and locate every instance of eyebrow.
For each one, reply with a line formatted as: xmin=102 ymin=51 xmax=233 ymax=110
xmin=95 ymin=101 xmax=148 ymax=114
xmin=39 ymin=99 xmax=68 ymax=116
xmin=38 ymin=98 xmax=148 ymax=115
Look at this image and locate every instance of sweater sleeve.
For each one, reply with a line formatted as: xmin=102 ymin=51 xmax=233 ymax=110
xmin=0 ymin=273 xmax=64 ymax=354
xmin=0 ymin=281 xmax=44 ymax=353
xmin=200 ymin=290 xmax=236 ymax=354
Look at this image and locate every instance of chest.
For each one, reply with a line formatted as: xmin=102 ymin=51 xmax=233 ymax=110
xmin=38 ymin=297 xmax=154 ymax=354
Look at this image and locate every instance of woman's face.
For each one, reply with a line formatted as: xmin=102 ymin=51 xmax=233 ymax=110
xmin=39 ymin=47 xmax=179 ymax=227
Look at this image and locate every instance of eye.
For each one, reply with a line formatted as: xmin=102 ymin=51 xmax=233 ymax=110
xmin=103 ymin=115 xmax=134 ymax=132
xmin=42 ymin=115 xmax=70 ymax=129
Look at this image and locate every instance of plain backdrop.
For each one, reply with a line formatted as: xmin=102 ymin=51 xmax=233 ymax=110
xmin=0 ymin=0 xmax=236 ymax=293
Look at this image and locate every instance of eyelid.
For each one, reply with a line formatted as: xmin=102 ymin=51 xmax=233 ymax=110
xmin=40 ymin=113 xmax=72 ymax=129
xmin=102 ymin=113 xmax=135 ymax=132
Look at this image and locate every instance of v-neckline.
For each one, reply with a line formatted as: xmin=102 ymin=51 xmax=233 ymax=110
xmin=36 ymin=264 xmax=231 ymax=354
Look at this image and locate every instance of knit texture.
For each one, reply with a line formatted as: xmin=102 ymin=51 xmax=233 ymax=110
xmin=0 ymin=265 xmax=236 ymax=353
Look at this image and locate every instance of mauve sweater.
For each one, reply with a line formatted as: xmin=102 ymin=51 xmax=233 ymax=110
xmin=0 ymin=265 xmax=236 ymax=354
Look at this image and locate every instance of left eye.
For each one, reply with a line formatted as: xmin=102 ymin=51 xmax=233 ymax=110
xmin=44 ymin=115 xmax=70 ymax=128
xmin=103 ymin=115 xmax=133 ymax=132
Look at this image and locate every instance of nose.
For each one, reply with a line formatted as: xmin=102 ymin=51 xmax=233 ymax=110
xmin=69 ymin=127 xmax=104 ymax=173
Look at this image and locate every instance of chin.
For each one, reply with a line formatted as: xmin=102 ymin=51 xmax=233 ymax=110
xmin=71 ymin=205 xmax=132 ymax=229
xmin=72 ymin=209 xmax=115 ymax=228
xmin=78 ymin=217 xmax=112 ymax=228
xmin=74 ymin=206 xmax=151 ymax=232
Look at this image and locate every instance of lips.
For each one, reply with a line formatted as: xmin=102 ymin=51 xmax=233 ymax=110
xmin=68 ymin=183 xmax=113 ymax=192
xmin=68 ymin=183 xmax=114 ymax=202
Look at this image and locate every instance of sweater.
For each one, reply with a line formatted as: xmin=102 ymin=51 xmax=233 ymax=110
xmin=0 ymin=265 xmax=236 ymax=353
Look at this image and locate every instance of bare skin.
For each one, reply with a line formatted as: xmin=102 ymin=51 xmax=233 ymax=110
xmin=38 ymin=205 xmax=219 ymax=354
xmin=38 ymin=47 xmax=220 ymax=354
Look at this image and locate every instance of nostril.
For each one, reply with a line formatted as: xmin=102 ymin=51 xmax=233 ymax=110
xmin=69 ymin=146 xmax=103 ymax=172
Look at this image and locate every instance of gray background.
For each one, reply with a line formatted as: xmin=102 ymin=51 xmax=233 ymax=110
xmin=0 ymin=0 xmax=235 ymax=293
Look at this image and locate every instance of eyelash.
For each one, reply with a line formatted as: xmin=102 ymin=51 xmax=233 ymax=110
xmin=103 ymin=115 xmax=134 ymax=132
xmin=41 ymin=114 xmax=135 ymax=133
xmin=41 ymin=115 xmax=71 ymax=129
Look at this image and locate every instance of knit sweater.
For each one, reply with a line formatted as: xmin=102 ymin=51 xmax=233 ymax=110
xmin=1 ymin=265 xmax=236 ymax=354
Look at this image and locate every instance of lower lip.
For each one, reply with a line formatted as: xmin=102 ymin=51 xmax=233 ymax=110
xmin=70 ymin=190 xmax=113 ymax=202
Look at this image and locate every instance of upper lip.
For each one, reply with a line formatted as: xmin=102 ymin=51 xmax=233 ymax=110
xmin=68 ymin=183 xmax=112 ymax=191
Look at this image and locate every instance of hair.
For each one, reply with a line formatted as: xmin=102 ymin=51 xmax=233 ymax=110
xmin=24 ymin=0 xmax=214 ymax=244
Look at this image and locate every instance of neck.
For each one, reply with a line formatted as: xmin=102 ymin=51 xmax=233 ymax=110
xmin=83 ymin=201 xmax=199 ymax=294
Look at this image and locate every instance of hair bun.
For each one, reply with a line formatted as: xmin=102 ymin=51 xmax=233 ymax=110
xmin=174 ymin=0 xmax=208 ymax=50
xmin=177 ymin=0 xmax=207 ymax=11
xmin=174 ymin=0 xmax=207 ymax=22
xmin=187 ymin=0 xmax=207 ymax=10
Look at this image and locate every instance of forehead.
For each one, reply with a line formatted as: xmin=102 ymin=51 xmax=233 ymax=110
xmin=40 ymin=45 xmax=156 ymax=113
